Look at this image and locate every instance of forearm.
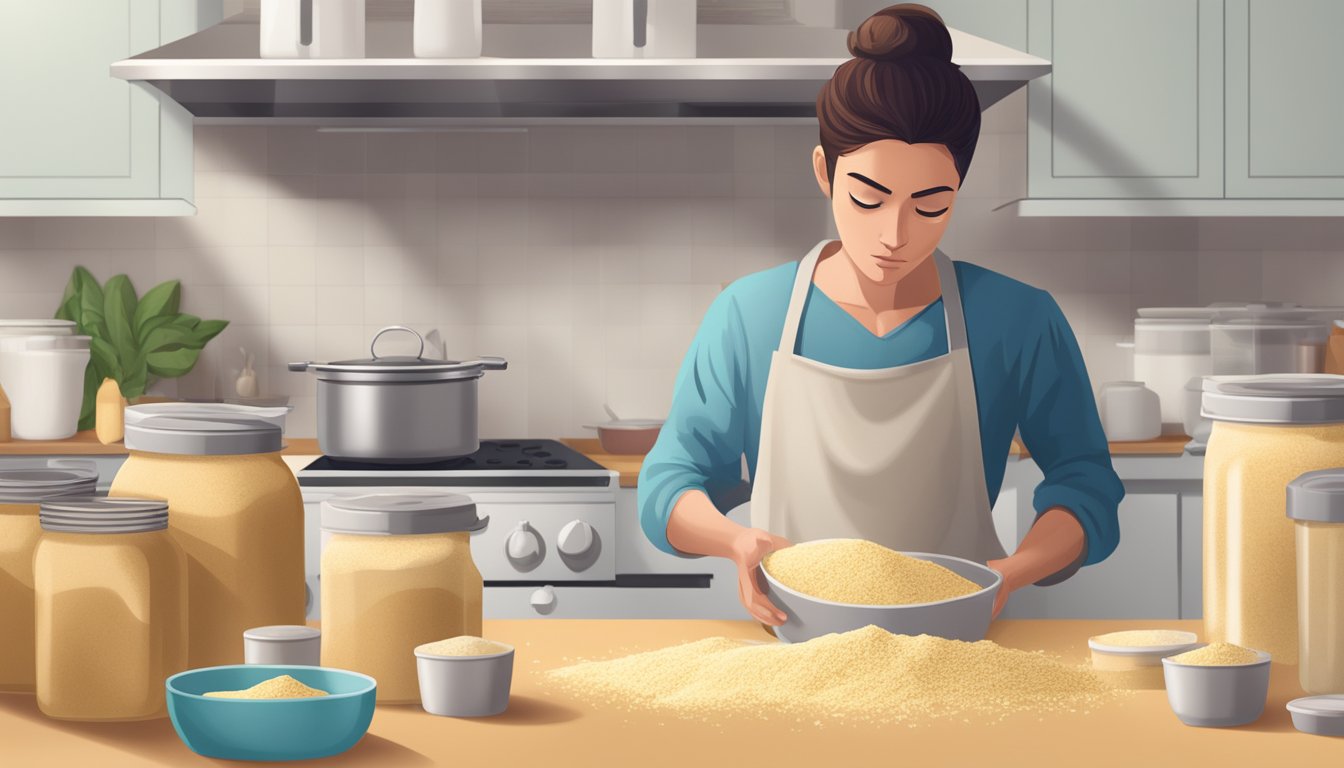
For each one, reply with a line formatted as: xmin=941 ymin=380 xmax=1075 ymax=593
xmin=1000 ymin=507 xmax=1086 ymax=587
xmin=665 ymin=488 xmax=749 ymax=558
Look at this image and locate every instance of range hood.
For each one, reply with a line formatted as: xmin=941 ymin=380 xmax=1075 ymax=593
xmin=111 ymin=13 xmax=1050 ymax=122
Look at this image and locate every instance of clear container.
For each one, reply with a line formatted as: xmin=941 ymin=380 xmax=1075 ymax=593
xmin=0 ymin=464 xmax=98 ymax=692
xmin=109 ymin=412 xmax=306 ymax=668
xmin=1202 ymin=375 xmax=1344 ymax=664
xmin=34 ymin=498 xmax=187 ymax=721
xmin=320 ymin=493 xmax=487 ymax=703
xmin=1287 ymin=469 xmax=1344 ymax=694
xmin=1210 ymin=319 xmax=1329 ymax=375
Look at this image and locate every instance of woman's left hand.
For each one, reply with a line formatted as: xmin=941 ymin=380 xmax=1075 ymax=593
xmin=985 ymin=555 xmax=1027 ymax=619
xmin=984 ymin=507 xmax=1088 ymax=619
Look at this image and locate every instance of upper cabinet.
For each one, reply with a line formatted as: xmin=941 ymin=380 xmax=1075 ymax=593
xmin=1225 ymin=0 xmax=1344 ymax=199
xmin=0 ymin=1 xmax=221 ymax=216
xmin=1022 ymin=0 xmax=1344 ymax=215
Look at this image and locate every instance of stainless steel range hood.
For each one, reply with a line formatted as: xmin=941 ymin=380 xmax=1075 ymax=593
xmin=110 ymin=13 xmax=1049 ymax=122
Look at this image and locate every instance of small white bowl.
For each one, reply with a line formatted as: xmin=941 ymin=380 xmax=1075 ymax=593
xmin=414 ymin=642 xmax=515 ymax=717
xmin=1087 ymin=631 xmax=1199 ymax=690
xmin=243 ymin=626 xmax=321 ymax=666
xmin=1162 ymin=645 xmax=1271 ymax=727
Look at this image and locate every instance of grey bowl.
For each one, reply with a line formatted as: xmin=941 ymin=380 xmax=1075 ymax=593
xmin=1287 ymin=696 xmax=1344 ymax=736
xmin=414 ymin=645 xmax=514 ymax=718
xmin=1161 ymin=647 xmax=1271 ymax=727
xmin=759 ymin=550 xmax=1002 ymax=644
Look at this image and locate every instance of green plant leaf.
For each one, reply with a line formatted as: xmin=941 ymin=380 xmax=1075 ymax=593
xmin=76 ymin=363 xmax=101 ymax=431
xmin=169 ymin=313 xmax=202 ymax=331
xmin=146 ymin=347 xmax=202 ymax=379
xmin=132 ymin=280 xmax=181 ymax=337
xmin=191 ymin=319 xmax=229 ymax=348
xmin=142 ymin=324 xmax=196 ymax=354
xmin=89 ymin=337 xmax=122 ymax=383
xmin=119 ymin=349 xmax=148 ymax=399
xmin=136 ymin=314 xmax=177 ymax=344
xmin=103 ymin=275 xmax=138 ymax=357
xmin=76 ymin=268 xmax=105 ymax=336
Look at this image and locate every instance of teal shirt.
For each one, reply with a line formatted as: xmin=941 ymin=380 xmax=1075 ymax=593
xmin=637 ymin=259 xmax=1124 ymax=567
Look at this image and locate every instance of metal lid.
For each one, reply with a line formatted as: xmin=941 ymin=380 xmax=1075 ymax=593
xmin=1201 ymin=374 xmax=1344 ymax=424
xmin=124 ymin=415 xmax=283 ymax=455
xmin=1287 ymin=469 xmax=1344 ymax=523
xmin=39 ymin=497 xmax=169 ymax=533
xmin=0 ymin=466 xmax=99 ymax=504
xmin=244 ymin=625 xmax=321 ymax=643
xmin=289 ymin=326 xmax=505 ymax=383
xmin=321 ymin=493 xmax=487 ymax=535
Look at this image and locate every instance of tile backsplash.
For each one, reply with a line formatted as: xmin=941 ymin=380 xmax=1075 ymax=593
xmin=1 ymin=91 xmax=1342 ymax=438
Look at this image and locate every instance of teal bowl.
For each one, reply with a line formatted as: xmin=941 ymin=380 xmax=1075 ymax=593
xmin=166 ymin=665 xmax=376 ymax=761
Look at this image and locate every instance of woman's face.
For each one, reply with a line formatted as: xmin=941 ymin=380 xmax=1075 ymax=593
xmin=812 ymin=140 xmax=960 ymax=285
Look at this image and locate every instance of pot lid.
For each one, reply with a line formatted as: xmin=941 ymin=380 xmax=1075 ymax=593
xmin=1287 ymin=469 xmax=1344 ymax=523
xmin=0 ymin=466 xmax=99 ymax=504
xmin=124 ymin=415 xmax=283 ymax=456
xmin=321 ymin=493 xmax=488 ymax=535
xmin=290 ymin=326 xmax=505 ymax=383
xmin=39 ymin=497 xmax=168 ymax=533
xmin=1202 ymin=374 xmax=1344 ymax=424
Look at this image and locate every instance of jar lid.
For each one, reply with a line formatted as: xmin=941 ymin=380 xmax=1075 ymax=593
xmin=244 ymin=625 xmax=321 ymax=643
xmin=1201 ymin=374 xmax=1344 ymax=424
xmin=0 ymin=466 xmax=99 ymax=504
xmin=1287 ymin=469 xmax=1344 ymax=523
xmin=124 ymin=415 xmax=282 ymax=456
xmin=39 ymin=497 xmax=168 ymax=533
xmin=1286 ymin=696 xmax=1344 ymax=736
xmin=321 ymin=493 xmax=487 ymax=535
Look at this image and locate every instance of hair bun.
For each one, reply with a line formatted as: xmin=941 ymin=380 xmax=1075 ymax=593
xmin=847 ymin=4 xmax=953 ymax=63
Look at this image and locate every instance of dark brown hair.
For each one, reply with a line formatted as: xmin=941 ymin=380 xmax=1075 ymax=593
xmin=816 ymin=4 xmax=981 ymax=186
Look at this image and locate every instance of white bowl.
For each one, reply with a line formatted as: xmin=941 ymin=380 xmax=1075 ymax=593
xmin=759 ymin=547 xmax=1001 ymax=644
xmin=414 ymin=642 xmax=514 ymax=717
xmin=1162 ymin=646 xmax=1271 ymax=727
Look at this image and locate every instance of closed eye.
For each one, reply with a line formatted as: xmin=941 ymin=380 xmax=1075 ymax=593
xmin=849 ymin=193 xmax=881 ymax=210
xmin=916 ymin=207 xmax=950 ymax=218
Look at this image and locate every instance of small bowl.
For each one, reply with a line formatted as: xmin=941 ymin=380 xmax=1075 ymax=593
xmin=583 ymin=419 xmax=664 ymax=455
xmin=1087 ymin=631 xmax=1200 ymax=690
xmin=166 ymin=665 xmax=376 ymax=761
xmin=414 ymin=641 xmax=515 ymax=717
xmin=1287 ymin=695 xmax=1344 ymax=736
xmin=1161 ymin=646 xmax=1271 ymax=727
xmin=758 ymin=546 xmax=1001 ymax=644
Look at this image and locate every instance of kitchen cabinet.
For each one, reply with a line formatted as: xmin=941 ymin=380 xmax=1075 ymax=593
xmin=0 ymin=0 xmax=221 ymax=216
xmin=1025 ymin=0 xmax=1224 ymax=200
xmin=1224 ymin=0 xmax=1344 ymax=198
xmin=1179 ymin=491 xmax=1203 ymax=619
xmin=841 ymin=0 xmax=1028 ymax=49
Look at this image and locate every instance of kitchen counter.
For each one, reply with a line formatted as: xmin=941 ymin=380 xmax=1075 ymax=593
xmin=0 ymin=430 xmax=320 ymax=456
xmin=3 ymin=619 xmax=1338 ymax=768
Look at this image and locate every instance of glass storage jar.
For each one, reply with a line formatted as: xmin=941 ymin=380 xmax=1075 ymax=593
xmin=0 ymin=464 xmax=98 ymax=692
xmin=109 ymin=413 xmax=306 ymax=667
xmin=321 ymin=493 xmax=486 ymax=703
xmin=34 ymin=497 xmax=187 ymax=721
xmin=1287 ymin=469 xmax=1344 ymax=693
xmin=1202 ymin=375 xmax=1344 ymax=664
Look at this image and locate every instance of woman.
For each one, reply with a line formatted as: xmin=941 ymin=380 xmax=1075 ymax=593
xmin=638 ymin=4 xmax=1124 ymax=625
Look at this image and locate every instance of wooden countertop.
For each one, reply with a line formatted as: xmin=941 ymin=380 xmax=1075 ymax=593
xmin=0 ymin=430 xmax=320 ymax=456
xmin=1010 ymin=433 xmax=1191 ymax=458
xmin=3 ymin=619 xmax=1336 ymax=768
xmin=562 ymin=438 xmax=644 ymax=488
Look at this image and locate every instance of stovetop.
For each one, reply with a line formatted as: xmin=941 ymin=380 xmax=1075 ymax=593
xmin=297 ymin=439 xmax=614 ymax=488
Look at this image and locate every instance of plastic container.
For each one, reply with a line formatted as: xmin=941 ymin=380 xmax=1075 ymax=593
xmin=260 ymin=0 xmax=365 ymax=59
xmin=1098 ymin=381 xmax=1162 ymax=441
xmin=1211 ymin=318 xmax=1330 ymax=375
xmin=166 ymin=665 xmax=375 ymax=761
xmin=413 ymin=0 xmax=482 ymax=57
xmin=0 ymin=464 xmax=98 ymax=693
xmin=34 ymin=497 xmax=187 ymax=721
xmin=759 ymin=547 xmax=1001 ymax=644
xmin=1087 ymin=630 xmax=1199 ymax=690
xmin=244 ymin=626 xmax=322 ymax=666
xmin=1161 ymin=646 xmax=1271 ymax=728
xmin=1286 ymin=695 xmax=1344 ymax=736
xmin=0 ymin=335 xmax=91 ymax=440
xmin=1132 ymin=314 xmax=1217 ymax=426
xmin=1201 ymin=375 xmax=1344 ymax=664
xmin=414 ymin=640 xmax=514 ymax=717
xmin=1287 ymin=469 xmax=1344 ymax=694
xmin=109 ymin=413 xmax=307 ymax=668
xmin=320 ymin=493 xmax=487 ymax=703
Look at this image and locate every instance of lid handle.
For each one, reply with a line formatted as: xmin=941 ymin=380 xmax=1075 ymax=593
xmin=370 ymin=326 xmax=425 ymax=361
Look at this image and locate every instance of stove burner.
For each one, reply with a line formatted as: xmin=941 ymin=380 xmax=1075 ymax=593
xmin=302 ymin=439 xmax=603 ymax=474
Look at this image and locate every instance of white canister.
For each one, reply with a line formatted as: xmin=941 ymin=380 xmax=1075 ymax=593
xmin=243 ymin=625 xmax=321 ymax=666
xmin=1098 ymin=381 xmax=1161 ymax=442
xmin=414 ymin=0 xmax=482 ymax=58
xmin=0 ymin=335 xmax=90 ymax=441
xmin=260 ymin=0 xmax=365 ymax=59
xmin=592 ymin=0 xmax=696 ymax=58
xmin=1132 ymin=316 xmax=1216 ymax=426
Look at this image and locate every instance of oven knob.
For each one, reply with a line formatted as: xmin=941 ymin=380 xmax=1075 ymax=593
xmin=506 ymin=522 xmax=542 ymax=563
xmin=557 ymin=520 xmax=595 ymax=557
xmin=530 ymin=585 xmax=557 ymax=615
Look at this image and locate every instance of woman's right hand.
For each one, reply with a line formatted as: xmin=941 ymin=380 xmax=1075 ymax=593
xmin=730 ymin=528 xmax=792 ymax=626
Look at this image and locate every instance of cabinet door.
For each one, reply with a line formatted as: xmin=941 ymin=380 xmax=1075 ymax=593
xmin=1225 ymin=0 xmax=1344 ymax=198
xmin=1179 ymin=492 xmax=1203 ymax=619
xmin=1012 ymin=493 xmax=1181 ymax=619
xmin=1027 ymin=0 xmax=1224 ymax=199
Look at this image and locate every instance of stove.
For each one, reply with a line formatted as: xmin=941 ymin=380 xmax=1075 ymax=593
xmin=298 ymin=439 xmax=746 ymax=621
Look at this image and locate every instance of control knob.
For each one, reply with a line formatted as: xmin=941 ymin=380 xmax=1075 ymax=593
xmin=557 ymin=520 xmax=596 ymax=557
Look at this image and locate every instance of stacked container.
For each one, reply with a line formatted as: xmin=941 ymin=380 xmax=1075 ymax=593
xmin=1287 ymin=469 xmax=1344 ymax=694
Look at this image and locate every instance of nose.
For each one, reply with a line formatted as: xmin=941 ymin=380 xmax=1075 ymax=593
xmin=878 ymin=215 xmax=907 ymax=252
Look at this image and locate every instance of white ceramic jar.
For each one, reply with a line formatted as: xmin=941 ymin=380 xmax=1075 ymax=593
xmin=0 ymin=335 xmax=91 ymax=440
xmin=414 ymin=0 xmax=482 ymax=57
xmin=1098 ymin=381 xmax=1161 ymax=442
xmin=592 ymin=0 xmax=696 ymax=58
xmin=260 ymin=0 xmax=365 ymax=59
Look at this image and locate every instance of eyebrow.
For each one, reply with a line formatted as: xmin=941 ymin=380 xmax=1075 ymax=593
xmin=846 ymin=172 xmax=892 ymax=195
xmin=911 ymin=185 xmax=955 ymax=199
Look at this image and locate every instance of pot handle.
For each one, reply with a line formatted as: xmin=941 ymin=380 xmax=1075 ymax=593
xmin=371 ymin=325 xmax=426 ymax=360
xmin=471 ymin=356 xmax=508 ymax=371
xmin=288 ymin=361 xmax=312 ymax=372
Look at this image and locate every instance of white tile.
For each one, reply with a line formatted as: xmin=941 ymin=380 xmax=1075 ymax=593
xmin=0 ymin=220 xmax=35 ymax=249
xmin=476 ymin=200 xmax=529 ymax=251
xmin=436 ymin=284 xmax=481 ymax=329
xmin=313 ymin=198 xmax=369 ymax=247
xmin=477 ymin=246 xmax=518 ymax=285
xmin=476 ymin=285 xmax=530 ymax=326
xmin=196 ymin=171 xmax=272 ymax=200
xmin=602 ymin=325 xmax=641 ymax=369
xmin=685 ymin=126 xmax=734 ymax=174
xmin=571 ymin=284 xmax=603 ymax=327
xmin=606 ymin=367 xmax=677 ymax=420
xmin=313 ymin=247 xmax=366 ymax=286
xmin=956 ymin=133 xmax=1000 ymax=201
xmin=29 ymin=218 xmax=156 ymax=251
xmin=365 ymin=132 xmax=438 ymax=174
xmin=1081 ymin=334 xmax=1134 ymax=391
xmin=525 ymin=245 xmax=574 ymax=286
xmin=733 ymin=126 xmax=774 ymax=173
xmin=1131 ymin=252 xmax=1200 ymax=308
xmin=436 ymin=133 xmax=481 ymax=172
xmin=632 ymin=126 xmax=689 ymax=174
xmin=436 ymin=172 xmax=480 ymax=197
xmin=316 ymin=286 xmax=364 ymax=326
xmin=641 ymin=324 xmax=698 ymax=369
xmin=267 ymin=127 xmax=320 ymax=175
xmin=772 ymin=198 xmax=829 ymax=249
xmin=731 ymin=199 xmax=776 ymax=246
xmin=364 ymin=246 xmax=406 ymax=286
xmin=1261 ymin=252 xmax=1344 ymax=306
xmin=1197 ymin=251 xmax=1264 ymax=304
xmin=221 ymin=284 xmax=271 ymax=325
xmin=287 ymin=395 xmax=317 ymax=438
xmin=194 ymin=126 xmax=268 ymax=174
xmin=997 ymin=132 xmax=1028 ymax=201
xmin=157 ymin=198 xmax=268 ymax=250
xmin=363 ymin=285 xmax=405 ymax=327
xmin=526 ymin=127 xmax=574 ymax=173
xmin=269 ymin=246 xmax=316 ymax=286
xmin=197 ymin=246 xmax=270 ymax=287
xmin=438 ymin=242 xmax=479 ymax=285
xmin=572 ymin=127 xmax=638 ymax=173
xmin=639 ymin=244 xmax=696 ymax=285
xmin=526 ymin=283 xmax=574 ymax=326
xmin=437 ymin=197 xmax=478 ymax=251
xmin=527 ymin=199 xmax=575 ymax=247
xmin=270 ymin=286 xmax=316 ymax=325
xmin=311 ymin=130 xmax=366 ymax=175
xmin=476 ymin=173 xmax=528 ymax=200
xmin=476 ymin=130 xmax=529 ymax=173
xmin=639 ymin=284 xmax=718 ymax=327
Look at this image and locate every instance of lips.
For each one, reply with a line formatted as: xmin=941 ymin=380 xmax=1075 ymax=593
xmin=872 ymin=253 xmax=906 ymax=264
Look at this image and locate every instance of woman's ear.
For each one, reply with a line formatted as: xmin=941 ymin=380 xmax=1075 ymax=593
xmin=811 ymin=146 xmax=831 ymax=199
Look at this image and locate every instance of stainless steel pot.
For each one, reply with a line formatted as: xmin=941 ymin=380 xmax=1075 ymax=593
xmin=289 ymin=326 xmax=506 ymax=463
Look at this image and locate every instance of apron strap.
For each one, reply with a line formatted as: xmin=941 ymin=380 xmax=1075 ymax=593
xmin=778 ymin=242 xmax=970 ymax=354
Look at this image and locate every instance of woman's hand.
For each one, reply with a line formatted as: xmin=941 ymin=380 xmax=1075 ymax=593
xmin=986 ymin=507 xmax=1087 ymax=619
xmin=729 ymin=528 xmax=793 ymax=626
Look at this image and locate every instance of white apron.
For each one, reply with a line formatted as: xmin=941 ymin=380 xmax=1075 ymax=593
xmin=750 ymin=240 xmax=1006 ymax=563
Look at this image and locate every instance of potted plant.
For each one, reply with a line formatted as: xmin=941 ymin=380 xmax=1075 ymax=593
xmin=55 ymin=267 xmax=228 ymax=441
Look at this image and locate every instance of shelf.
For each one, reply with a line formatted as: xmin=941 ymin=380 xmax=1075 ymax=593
xmin=0 ymin=199 xmax=195 ymax=217
xmin=1007 ymin=198 xmax=1344 ymax=217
